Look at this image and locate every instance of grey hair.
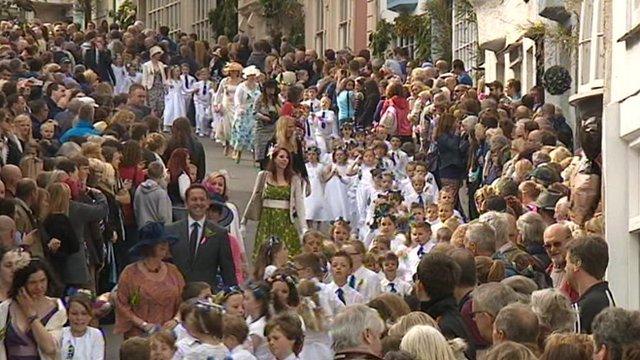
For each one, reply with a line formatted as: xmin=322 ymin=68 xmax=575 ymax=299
xmin=592 ymin=307 xmax=640 ymax=360
xmin=530 ymin=288 xmax=576 ymax=333
xmin=465 ymin=222 xmax=496 ymax=254
xmin=493 ymin=303 xmax=540 ymax=344
xmin=331 ymin=304 xmax=385 ymax=352
xmin=472 ymin=283 xmax=520 ymax=317
xmin=517 ymin=212 xmax=545 ymax=247
xmin=479 ymin=211 xmax=510 ymax=248
xmin=484 ymin=341 xmax=538 ymax=360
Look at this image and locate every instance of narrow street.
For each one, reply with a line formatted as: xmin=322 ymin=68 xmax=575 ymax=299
xmin=105 ymin=138 xmax=257 ymax=357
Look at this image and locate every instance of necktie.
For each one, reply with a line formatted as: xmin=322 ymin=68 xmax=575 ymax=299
xmin=418 ymin=194 xmax=424 ymax=207
xmin=348 ymin=275 xmax=356 ymax=289
xmin=202 ymin=83 xmax=207 ymax=95
xmin=389 ymin=283 xmax=397 ymax=293
xmin=321 ymin=111 xmax=326 ymax=129
xmin=189 ymin=222 xmax=200 ymax=261
xmin=184 ymin=75 xmax=189 ymax=89
xmin=417 ymin=245 xmax=425 ymax=258
xmin=390 ymin=152 xmax=397 ymax=166
xmin=336 ymin=288 xmax=346 ymax=305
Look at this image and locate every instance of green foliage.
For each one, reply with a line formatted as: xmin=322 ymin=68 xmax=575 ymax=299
xmin=209 ymin=0 xmax=238 ymax=38
xmin=521 ymin=21 xmax=578 ymax=49
xmin=108 ymin=0 xmax=136 ymax=28
xmin=423 ymin=0 xmax=452 ymax=63
xmin=369 ymin=20 xmax=395 ymax=57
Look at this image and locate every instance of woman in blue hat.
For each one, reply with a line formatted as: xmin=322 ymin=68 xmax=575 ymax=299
xmin=114 ymin=222 xmax=185 ymax=339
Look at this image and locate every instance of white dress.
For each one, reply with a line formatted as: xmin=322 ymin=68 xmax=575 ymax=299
xmin=305 ymin=162 xmax=329 ymax=221
xmin=323 ymin=163 xmax=351 ymax=221
xmin=112 ymin=64 xmax=128 ymax=95
xmin=163 ymin=79 xmax=187 ymax=127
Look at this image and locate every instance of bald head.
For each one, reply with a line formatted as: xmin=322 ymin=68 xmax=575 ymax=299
xmin=0 ymin=165 xmax=22 ymax=192
xmin=515 ymin=105 xmax=531 ymax=120
xmin=543 ymin=223 xmax=572 ymax=267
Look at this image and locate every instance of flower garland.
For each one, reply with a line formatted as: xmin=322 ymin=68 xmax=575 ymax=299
xmin=543 ymin=66 xmax=572 ymax=95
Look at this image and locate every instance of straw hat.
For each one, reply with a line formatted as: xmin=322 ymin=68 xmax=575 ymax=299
xmin=149 ymin=45 xmax=164 ymax=58
xmin=224 ymin=62 xmax=243 ymax=74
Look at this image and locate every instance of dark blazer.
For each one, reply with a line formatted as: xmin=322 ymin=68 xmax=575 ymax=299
xmin=166 ymin=219 xmax=237 ymax=287
xmin=83 ymin=48 xmax=116 ymax=84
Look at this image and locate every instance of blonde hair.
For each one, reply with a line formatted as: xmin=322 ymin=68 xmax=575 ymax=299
xmin=296 ymin=279 xmax=325 ymax=332
xmin=19 ymin=155 xmax=42 ymax=180
xmin=388 ymin=312 xmax=440 ymax=338
xmin=400 ymin=325 xmax=463 ymax=360
xmin=549 ymin=147 xmax=571 ymax=164
xmin=110 ymin=109 xmax=136 ymax=127
xmin=47 ymin=182 xmax=71 ymax=215
xmin=83 ymin=69 xmax=98 ymax=84
xmin=81 ymin=142 xmax=104 ymax=160
xmin=275 ymin=116 xmax=298 ymax=153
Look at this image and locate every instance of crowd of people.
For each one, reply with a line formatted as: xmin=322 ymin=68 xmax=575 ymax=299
xmin=0 ymin=14 xmax=627 ymax=360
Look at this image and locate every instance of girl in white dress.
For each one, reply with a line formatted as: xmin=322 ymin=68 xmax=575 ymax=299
xmin=174 ymin=300 xmax=230 ymax=359
xmin=214 ymin=62 xmax=243 ymax=157
xmin=163 ymin=66 xmax=187 ymax=131
xmin=111 ymin=54 xmax=128 ymax=95
xmin=322 ymin=148 xmax=352 ymax=222
xmin=304 ymin=146 xmax=328 ymax=228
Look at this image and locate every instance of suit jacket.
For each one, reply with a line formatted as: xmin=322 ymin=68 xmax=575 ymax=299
xmin=141 ymin=60 xmax=168 ymax=90
xmin=83 ymin=48 xmax=116 ymax=84
xmin=166 ymin=219 xmax=237 ymax=287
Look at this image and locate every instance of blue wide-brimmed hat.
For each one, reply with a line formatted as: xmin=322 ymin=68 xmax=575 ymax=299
xmin=209 ymin=193 xmax=234 ymax=228
xmin=129 ymin=222 xmax=179 ymax=256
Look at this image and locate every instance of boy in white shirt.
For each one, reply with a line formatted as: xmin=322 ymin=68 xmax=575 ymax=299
xmin=222 ymin=314 xmax=258 ymax=360
xmin=341 ymin=241 xmax=381 ymax=302
xmin=179 ymin=63 xmax=197 ymax=110
xmin=314 ymin=96 xmax=337 ymax=154
xmin=192 ymin=68 xmax=214 ymax=137
xmin=379 ymin=252 xmax=412 ymax=296
xmin=388 ymin=135 xmax=409 ymax=179
xmin=403 ymin=175 xmax=437 ymax=210
xmin=325 ymin=251 xmax=365 ymax=310
xmin=404 ymin=221 xmax=435 ymax=280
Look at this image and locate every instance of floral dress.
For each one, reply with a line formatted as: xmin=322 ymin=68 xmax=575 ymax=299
xmin=148 ymin=72 xmax=165 ymax=116
xmin=231 ymin=82 xmax=261 ymax=151
xmin=254 ymin=183 xmax=301 ymax=258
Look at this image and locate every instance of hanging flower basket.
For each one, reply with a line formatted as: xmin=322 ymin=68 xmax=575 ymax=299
xmin=543 ymin=65 xmax=572 ymax=95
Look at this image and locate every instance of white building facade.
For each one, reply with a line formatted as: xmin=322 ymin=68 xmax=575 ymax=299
xmin=601 ymin=0 xmax=640 ymax=309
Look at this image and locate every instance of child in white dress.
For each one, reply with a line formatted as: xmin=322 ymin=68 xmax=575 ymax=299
xmin=323 ymin=148 xmax=352 ymax=222
xmin=163 ymin=66 xmax=187 ymax=131
xmin=111 ymin=54 xmax=128 ymax=95
xmin=59 ymin=295 xmax=105 ymax=360
xmin=304 ymin=146 xmax=329 ymax=228
xmin=173 ymin=300 xmax=230 ymax=360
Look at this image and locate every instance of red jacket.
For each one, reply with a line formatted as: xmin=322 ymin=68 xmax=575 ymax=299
xmin=381 ymin=96 xmax=412 ymax=136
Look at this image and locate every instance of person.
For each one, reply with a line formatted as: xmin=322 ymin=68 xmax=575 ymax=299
xmin=491 ymin=303 xmax=541 ymax=356
xmin=83 ymin=35 xmax=116 ymax=85
xmin=166 ymin=184 xmax=237 ymax=287
xmin=265 ymin=312 xmax=305 ymax=360
xmin=231 ymin=65 xmax=261 ymax=163
xmin=399 ymin=325 xmax=463 ymax=360
xmin=243 ymin=147 xmax=306 ymax=257
xmin=0 ymin=259 xmax=68 ymax=359
xmin=59 ymin=104 xmax=99 ymax=143
xmin=415 ymin=252 xmax=475 ymax=358
xmin=254 ymin=79 xmax=281 ymax=169
xmin=543 ymin=223 xmax=575 ymax=298
xmin=149 ymin=330 xmax=177 ymax=360
xmin=483 ymin=341 xmax=537 ymax=360
xmin=173 ymin=300 xmax=229 ymax=359
xmin=263 ymin=116 xmax=308 ymax=180
xmin=120 ymin=337 xmax=150 ymax=360
xmin=166 ymin=148 xmax=192 ymax=220
xmin=0 ymin=249 xmax=29 ymax=301
xmin=115 ymin=222 xmax=185 ymax=339
xmin=163 ymin=117 xmax=206 ymax=182
xmin=530 ymin=288 xmax=575 ymax=335
xmin=214 ymin=62 xmax=243 ymax=156
xmin=379 ymin=82 xmax=412 ymax=141
xmin=244 ymin=281 xmax=272 ymax=359
xmin=592 ymin=307 xmax=640 ymax=360
xmin=435 ymin=113 xmax=468 ymax=198
xmin=133 ymin=161 xmax=172 ymax=228
xmin=163 ymin=65 xmax=187 ymax=131
xmin=538 ymin=333 xmax=593 ymax=360
xmin=452 ymin=59 xmax=473 ymax=86
xmin=471 ymin=282 xmax=520 ymax=346
xmin=192 ymin=68 xmax=214 ymax=137
xmin=222 ymin=314 xmax=257 ymax=360
xmin=141 ymin=46 xmax=168 ymax=117
xmin=564 ymin=235 xmax=614 ymax=333
xmin=330 ymin=304 xmax=385 ymax=360
xmin=59 ymin=294 xmax=105 ymax=360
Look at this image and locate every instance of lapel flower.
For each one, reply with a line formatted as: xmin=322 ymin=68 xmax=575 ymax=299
xmin=129 ymin=287 xmax=141 ymax=307
xmin=200 ymin=227 xmax=216 ymax=246
xmin=357 ymin=278 xmax=365 ymax=290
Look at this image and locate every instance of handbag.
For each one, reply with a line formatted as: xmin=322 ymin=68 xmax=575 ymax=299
xmin=243 ymin=171 xmax=267 ymax=221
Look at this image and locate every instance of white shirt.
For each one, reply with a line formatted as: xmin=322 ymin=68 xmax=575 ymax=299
xmin=187 ymin=216 xmax=205 ymax=253
xmin=404 ymin=240 xmax=436 ymax=279
xmin=314 ymin=109 xmax=337 ymax=136
xmin=349 ymin=266 xmax=381 ymax=302
xmin=173 ymin=339 xmax=229 ymax=360
xmin=231 ymin=345 xmax=258 ymax=360
xmin=403 ymin=184 xmax=438 ymax=209
xmin=193 ymin=80 xmax=214 ymax=105
xmin=325 ymin=281 xmax=365 ymax=308
xmin=379 ymin=275 xmax=412 ymax=296
xmin=181 ymin=74 xmax=197 ymax=97
xmin=59 ymin=327 xmax=104 ymax=360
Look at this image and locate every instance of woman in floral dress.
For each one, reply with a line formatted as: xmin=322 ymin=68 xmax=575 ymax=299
xmin=213 ymin=62 xmax=243 ymax=157
xmin=231 ymin=65 xmax=261 ymax=164
xmin=243 ymin=147 xmax=307 ymax=257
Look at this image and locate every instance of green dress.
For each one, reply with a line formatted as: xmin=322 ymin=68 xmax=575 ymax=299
xmin=254 ymin=183 xmax=301 ymax=257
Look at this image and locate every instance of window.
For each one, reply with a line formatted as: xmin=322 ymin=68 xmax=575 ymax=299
xmin=315 ymin=0 xmax=325 ymax=55
xmin=578 ymin=0 xmax=604 ymax=91
xmin=452 ymin=0 xmax=478 ymax=77
xmin=630 ymin=0 xmax=640 ymax=30
xmin=338 ymin=0 xmax=350 ymax=49
xmin=395 ymin=36 xmax=416 ymax=59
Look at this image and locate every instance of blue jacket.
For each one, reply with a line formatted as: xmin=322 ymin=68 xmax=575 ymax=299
xmin=60 ymin=120 xmax=98 ymax=143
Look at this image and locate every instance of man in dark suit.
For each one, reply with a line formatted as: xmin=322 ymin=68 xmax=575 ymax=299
xmin=166 ymin=184 xmax=237 ymax=287
xmin=83 ymin=35 xmax=116 ymax=85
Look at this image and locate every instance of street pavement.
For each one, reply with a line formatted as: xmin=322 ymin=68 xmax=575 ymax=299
xmin=105 ymin=138 xmax=258 ymax=357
